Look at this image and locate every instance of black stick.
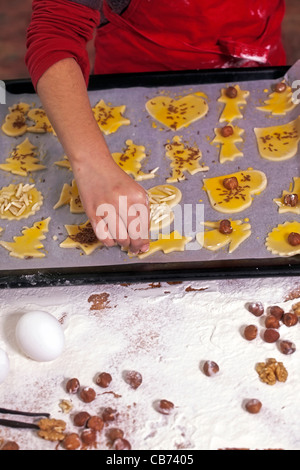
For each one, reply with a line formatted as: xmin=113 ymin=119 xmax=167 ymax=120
xmin=0 ymin=418 xmax=40 ymax=429
xmin=0 ymin=407 xmax=50 ymax=418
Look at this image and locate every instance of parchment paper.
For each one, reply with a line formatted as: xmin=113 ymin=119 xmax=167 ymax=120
xmin=0 ymin=61 xmax=299 ymax=274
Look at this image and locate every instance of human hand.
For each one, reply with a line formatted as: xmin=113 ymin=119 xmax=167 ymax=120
xmin=72 ymin=154 xmax=150 ymax=254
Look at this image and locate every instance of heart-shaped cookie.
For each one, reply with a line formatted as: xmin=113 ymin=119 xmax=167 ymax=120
xmin=203 ymin=169 xmax=267 ymax=213
xmin=146 ymin=94 xmax=208 ymax=131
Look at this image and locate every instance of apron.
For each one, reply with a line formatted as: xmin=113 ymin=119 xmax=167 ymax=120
xmin=94 ymin=0 xmax=286 ymax=75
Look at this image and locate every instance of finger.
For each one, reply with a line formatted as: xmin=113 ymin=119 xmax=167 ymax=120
xmin=94 ymin=217 xmax=116 ymax=247
xmin=127 ymin=202 xmax=150 ymax=254
xmin=114 ymin=214 xmax=131 ymax=249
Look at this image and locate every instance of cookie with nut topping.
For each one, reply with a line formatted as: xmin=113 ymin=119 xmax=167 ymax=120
xmin=197 ymin=218 xmax=251 ymax=254
xmin=265 ymin=221 xmax=300 ymax=257
xmin=202 ymin=169 xmax=267 ymax=213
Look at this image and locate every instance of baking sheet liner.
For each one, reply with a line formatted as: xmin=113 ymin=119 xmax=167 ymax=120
xmin=0 ymin=62 xmax=300 ymax=274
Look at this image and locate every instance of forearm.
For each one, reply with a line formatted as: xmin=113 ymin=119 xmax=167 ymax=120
xmin=36 ymin=58 xmax=111 ymax=166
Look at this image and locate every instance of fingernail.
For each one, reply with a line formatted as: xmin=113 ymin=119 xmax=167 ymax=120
xmin=140 ymin=244 xmax=150 ymax=253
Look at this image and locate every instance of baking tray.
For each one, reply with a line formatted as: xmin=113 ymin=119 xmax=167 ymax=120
xmin=1 ymin=65 xmax=300 ymax=288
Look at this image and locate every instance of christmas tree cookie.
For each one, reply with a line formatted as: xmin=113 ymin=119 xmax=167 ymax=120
xmin=257 ymin=81 xmax=297 ymax=115
xmin=0 ymin=138 xmax=46 ymax=176
xmin=0 ymin=217 xmax=51 ymax=259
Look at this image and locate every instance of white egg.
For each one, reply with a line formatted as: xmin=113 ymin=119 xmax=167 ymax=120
xmin=0 ymin=348 xmax=10 ymax=384
xmin=15 ymin=311 xmax=65 ymax=362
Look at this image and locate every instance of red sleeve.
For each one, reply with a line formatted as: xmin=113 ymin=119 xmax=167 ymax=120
xmin=25 ymin=0 xmax=100 ymax=89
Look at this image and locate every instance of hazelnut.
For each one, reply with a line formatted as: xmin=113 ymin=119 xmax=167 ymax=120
xmin=107 ymin=428 xmax=124 ymax=441
xmin=223 ymin=176 xmax=238 ymax=190
xmin=203 ymin=360 xmax=219 ymax=376
xmin=66 ymin=377 xmax=80 ymax=394
xmin=81 ymin=428 xmax=97 ymax=445
xmin=269 ymin=306 xmax=284 ymax=320
xmin=87 ymin=416 xmax=104 ymax=432
xmin=63 ymin=433 xmax=81 ymax=450
xmin=124 ymin=370 xmax=142 ymax=389
xmin=225 ymin=86 xmax=238 ymax=98
xmin=102 ymin=407 xmax=117 ymax=422
xmin=113 ymin=438 xmax=131 ymax=450
xmin=79 ymin=387 xmax=96 ymax=403
xmin=219 ymin=219 xmax=233 ymax=235
xmin=73 ymin=411 xmax=91 ymax=427
xmin=279 ymin=340 xmax=296 ymax=355
xmin=244 ymin=325 xmax=258 ymax=341
xmin=1 ymin=441 xmax=19 ymax=450
xmin=220 ymin=125 xmax=234 ymax=138
xmin=263 ymin=328 xmax=280 ymax=343
xmin=282 ymin=312 xmax=298 ymax=327
xmin=156 ymin=399 xmax=175 ymax=415
xmin=274 ymin=82 xmax=287 ymax=93
xmin=287 ymin=232 xmax=300 ymax=246
xmin=245 ymin=399 xmax=262 ymax=414
xmin=283 ymin=193 xmax=298 ymax=207
xmin=247 ymin=302 xmax=264 ymax=317
xmin=265 ymin=315 xmax=280 ymax=329
xmin=96 ymin=372 xmax=112 ymax=388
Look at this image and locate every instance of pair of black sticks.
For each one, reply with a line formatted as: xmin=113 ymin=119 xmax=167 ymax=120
xmin=0 ymin=407 xmax=50 ymax=429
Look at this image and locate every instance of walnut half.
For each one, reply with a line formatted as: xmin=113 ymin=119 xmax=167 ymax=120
xmin=37 ymin=418 xmax=66 ymax=442
xmin=255 ymin=358 xmax=288 ymax=385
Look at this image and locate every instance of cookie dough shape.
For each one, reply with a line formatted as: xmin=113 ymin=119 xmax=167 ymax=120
xmin=197 ymin=219 xmax=251 ymax=254
xmin=218 ymin=85 xmax=250 ymax=123
xmin=203 ymin=170 xmax=267 ymax=213
xmin=211 ymin=125 xmax=244 ymax=163
xmin=54 ymin=155 xmax=72 ymax=171
xmin=266 ymin=221 xmax=300 ymax=257
xmin=148 ymin=184 xmax=182 ymax=231
xmin=0 ymin=217 xmax=51 ymax=259
xmin=0 ymin=138 xmax=46 ymax=176
xmin=1 ymin=102 xmax=30 ymax=136
xmin=132 ymin=230 xmax=192 ymax=259
xmin=145 ymin=94 xmax=208 ymax=131
xmin=1 ymin=103 xmax=54 ymax=136
xmin=26 ymin=108 xmax=53 ymax=133
xmin=92 ymin=99 xmax=130 ymax=135
xmin=112 ymin=139 xmax=156 ymax=181
xmin=165 ymin=136 xmax=209 ymax=182
xmin=273 ymin=177 xmax=300 ymax=214
xmin=60 ymin=220 xmax=102 ymax=255
xmin=0 ymin=183 xmax=43 ymax=220
xmin=257 ymin=82 xmax=298 ymax=115
xmin=54 ymin=179 xmax=83 ymax=213
xmin=254 ymin=117 xmax=300 ymax=161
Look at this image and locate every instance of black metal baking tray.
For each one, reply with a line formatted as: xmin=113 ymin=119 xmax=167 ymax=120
xmin=1 ymin=66 xmax=300 ymax=288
